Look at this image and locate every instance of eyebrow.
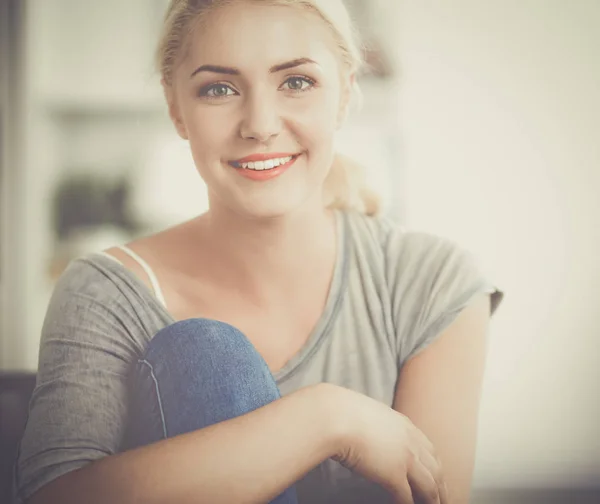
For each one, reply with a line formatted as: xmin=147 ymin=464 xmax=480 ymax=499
xmin=190 ymin=58 xmax=319 ymax=79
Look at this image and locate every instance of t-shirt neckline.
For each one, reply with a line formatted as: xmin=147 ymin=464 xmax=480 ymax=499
xmin=90 ymin=209 xmax=351 ymax=383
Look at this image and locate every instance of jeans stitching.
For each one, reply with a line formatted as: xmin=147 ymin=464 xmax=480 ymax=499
xmin=139 ymin=359 xmax=168 ymax=439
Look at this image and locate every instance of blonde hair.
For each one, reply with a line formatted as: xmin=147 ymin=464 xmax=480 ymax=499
xmin=156 ymin=0 xmax=381 ymax=216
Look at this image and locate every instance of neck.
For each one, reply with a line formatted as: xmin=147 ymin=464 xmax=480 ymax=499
xmin=195 ymin=202 xmax=338 ymax=302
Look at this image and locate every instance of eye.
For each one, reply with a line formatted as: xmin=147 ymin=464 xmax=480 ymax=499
xmin=281 ymin=76 xmax=316 ymax=93
xmin=199 ymin=83 xmax=237 ymax=99
xmin=198 ymin=76 xmax=316 ymax=100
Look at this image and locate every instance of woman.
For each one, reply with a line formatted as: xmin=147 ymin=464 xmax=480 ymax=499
xmin=15 ymin=1 xmax=503 ymax=503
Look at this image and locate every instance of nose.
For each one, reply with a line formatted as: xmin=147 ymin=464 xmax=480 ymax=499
xmin=239 ymin=92 xmax=282 ymax=143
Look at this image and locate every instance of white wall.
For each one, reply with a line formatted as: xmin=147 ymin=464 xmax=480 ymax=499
xmin=398 ymin=0 xmax=600 ymax=489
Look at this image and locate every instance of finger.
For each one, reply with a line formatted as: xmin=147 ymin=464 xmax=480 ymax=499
xmin=407 ymin=455 xmax=441 ymax=504
xmin=414 ymin=447 xmax=445 ymax=499
xmin=389 ymin=477 xmax=414 ymax=504
xmin=438 ymin=478 xmax=450 ymax=504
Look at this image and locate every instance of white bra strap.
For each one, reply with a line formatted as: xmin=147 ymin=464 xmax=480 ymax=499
xmin=97 ymin=251 xmax=123 ymax=265
xmin=114 ymin=245 xmax=168 ymax=308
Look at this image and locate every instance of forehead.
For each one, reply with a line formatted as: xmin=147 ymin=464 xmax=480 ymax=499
xmin=183 ymin=3 xmax=339 ymax=71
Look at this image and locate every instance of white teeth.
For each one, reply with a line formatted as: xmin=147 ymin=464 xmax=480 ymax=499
xmin=240 ymin=155 xmax=294 ymax=170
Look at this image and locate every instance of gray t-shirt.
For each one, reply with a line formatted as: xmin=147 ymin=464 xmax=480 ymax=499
xmin=14 ymin=209 xmax=503 ymax=503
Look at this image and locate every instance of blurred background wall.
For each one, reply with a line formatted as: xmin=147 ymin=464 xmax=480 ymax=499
xmin=0 ymin=0 xmax=598 ymax=502
xmin=397 ymin=0 xmax=600 ymax=495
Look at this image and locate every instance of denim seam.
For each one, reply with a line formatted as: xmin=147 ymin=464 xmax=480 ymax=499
xmin=139 ymin=359 xmax=168 ymax=439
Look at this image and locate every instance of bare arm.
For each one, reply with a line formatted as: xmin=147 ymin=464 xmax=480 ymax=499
xmin=393 ymin=293 xmax=491 ymax=504
xmin=28 ymin=383 xmax=341 ymax=504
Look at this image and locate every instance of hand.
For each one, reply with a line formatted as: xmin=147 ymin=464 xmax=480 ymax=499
xmin=323 ymin=384 xmax=449 ymax=504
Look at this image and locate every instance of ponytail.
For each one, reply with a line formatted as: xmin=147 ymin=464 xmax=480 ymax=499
xmin=323 ymin=152 xmax=381 ymax=217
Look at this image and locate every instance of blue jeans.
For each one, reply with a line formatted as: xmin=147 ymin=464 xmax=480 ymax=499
xmin=124 ymin=318 xmax=299 ymax=504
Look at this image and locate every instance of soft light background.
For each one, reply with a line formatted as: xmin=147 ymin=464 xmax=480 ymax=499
xmin=1 ymin=0 xmax=598 ymax=500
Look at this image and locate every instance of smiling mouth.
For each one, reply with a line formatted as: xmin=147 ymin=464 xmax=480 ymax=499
xmin=229 ymin=154 xmax=302 ymax=171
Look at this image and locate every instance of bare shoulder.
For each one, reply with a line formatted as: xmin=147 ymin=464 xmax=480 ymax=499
xmin=103 ymin=217 xmax=200 ymax=292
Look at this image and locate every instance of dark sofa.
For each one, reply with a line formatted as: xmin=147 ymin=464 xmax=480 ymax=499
xmin=0 ymin=372 xmax=36 ymax=504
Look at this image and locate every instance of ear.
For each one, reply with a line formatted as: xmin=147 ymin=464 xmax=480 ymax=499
xmin=162 ymin=78 xmax=189 ymax=140
xmin=336 ymin=72 xmax=356 ymax=129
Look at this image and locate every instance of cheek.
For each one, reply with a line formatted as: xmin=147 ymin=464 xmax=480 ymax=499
xmin=184 ymin=109 xmax=232 ymax=156
xmin=291 ymin=95 xmax=340 ymax=146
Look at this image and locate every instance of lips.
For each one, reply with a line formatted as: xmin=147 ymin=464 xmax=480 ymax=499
xmin=232 ymin=153 xmax=300 ymax=181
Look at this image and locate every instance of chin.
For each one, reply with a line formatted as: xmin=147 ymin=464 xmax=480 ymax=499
xmin=239 ymin=197 xmax=309 ymax=220
xmin=230 ymin=187 xmax=322 ymax=221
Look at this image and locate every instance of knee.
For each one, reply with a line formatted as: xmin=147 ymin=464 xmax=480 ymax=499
xmin=141 ymin=318 xmax=266 ymax=376
xmin=127 ymin=319 xmax=283 ymax=441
